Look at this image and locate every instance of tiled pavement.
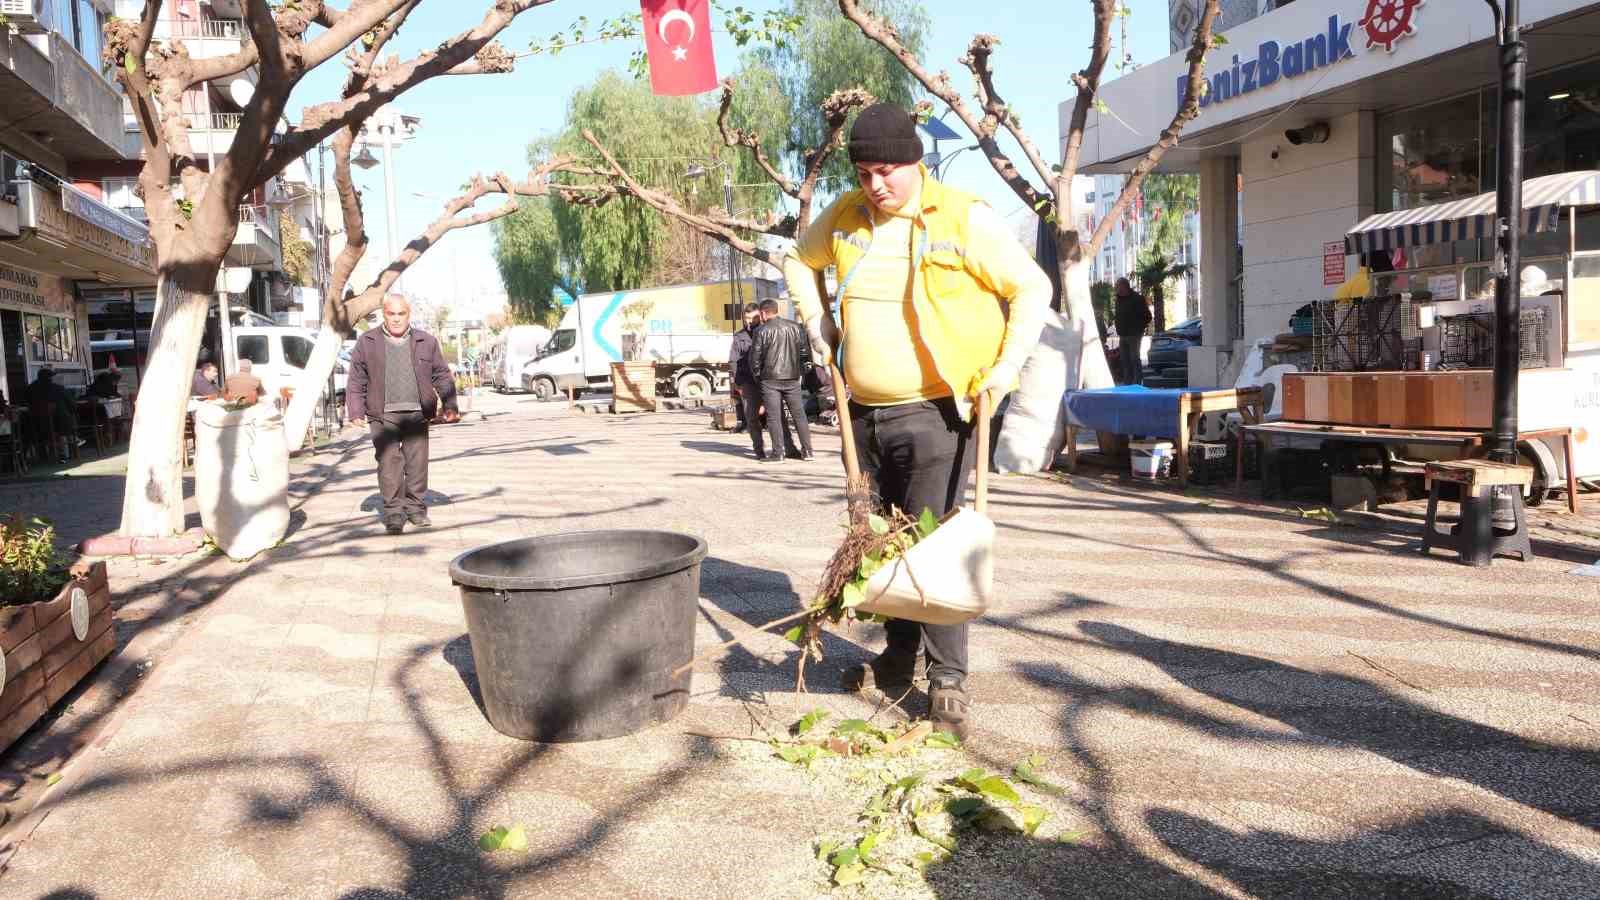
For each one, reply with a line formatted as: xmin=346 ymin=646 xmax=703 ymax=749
xmin=0 ymin=390 xmax=1597 ymax=898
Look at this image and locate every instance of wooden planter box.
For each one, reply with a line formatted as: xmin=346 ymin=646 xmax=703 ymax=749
xmin=1282 ymin=371 xmax=1492 ymax=429
xmin=610 ymin=361 xmax=657 ymax=414
xmin=0 ymin=561 xmax=116 ymax=753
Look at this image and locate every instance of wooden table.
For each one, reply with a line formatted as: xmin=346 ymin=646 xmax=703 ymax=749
xmin=1242 ymin=421 xmax=1578 ymax=514
xmin=1066 ymin=387 xmax=1266 ymax=488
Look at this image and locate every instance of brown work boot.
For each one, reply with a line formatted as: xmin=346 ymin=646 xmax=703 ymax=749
xmin=928 ymin=675 xmax=970 ymax=741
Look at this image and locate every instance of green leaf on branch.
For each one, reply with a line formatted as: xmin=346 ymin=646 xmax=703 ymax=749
xmin=477 ymin=824 xmax=527 ymax=852
xmin=924 ymin=730 xmax=961 ymax=750
xmin=777 ymin=743 xmax=827 ymax=768
xmin=867 ymin=514 xmax=889 ymax=535
xmin=1018 ymin=804 xmax=1050 ymax=836
xmin=946 ymin=796 xmax=985 ymax=820
xmin=123 ymin=53 xmax=137 ymax=75
xmin=916 ymin=507 xmax=939 ymax=538
xmin=1012 ymin=753 xmax=1065 ymax=795
xmin=782 ymin=624 xmax=806 ymax=644
xmin=841 ymin=579 xmax=867 ymax=609
xmin=833 ymin=718 xmax=872 ymax=737
xmin=792 ymin=708 xmax=828 ymax=736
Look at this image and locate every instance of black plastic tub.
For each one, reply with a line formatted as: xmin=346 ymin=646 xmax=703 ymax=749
xmin=449 ymin=530 xmax=707 ymax=742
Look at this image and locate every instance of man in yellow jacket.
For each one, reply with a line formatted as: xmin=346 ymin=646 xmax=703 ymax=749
xmin=784 ymin=103 xmax=1051 ymax=738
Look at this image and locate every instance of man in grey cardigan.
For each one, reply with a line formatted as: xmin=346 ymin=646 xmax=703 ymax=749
xmin=347 ymin=294 xmax=459 ymax=534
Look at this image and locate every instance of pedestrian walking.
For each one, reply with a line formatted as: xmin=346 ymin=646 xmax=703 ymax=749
xmin=782 ymin=102 xmax=1051 ymax=737
xmin=749 ymin=298 xmax=813 ymax=463
xmin=346 ymin=294 xmax=459 ymax=535
xmin=1113 ymin=277 xmax=1151 ymax=386
xmin=727 ymin=302 xmax=762 ymax=449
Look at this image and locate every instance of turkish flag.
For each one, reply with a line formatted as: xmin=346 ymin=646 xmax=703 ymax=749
xmin=641 ymin=0 xmax=718 ymax=96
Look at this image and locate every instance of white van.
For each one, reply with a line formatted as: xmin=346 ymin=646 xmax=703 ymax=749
xmin=483 ymin=325 xmax=552 ymax=392
xmin=232 ymin=326 xmax=347 ymax=404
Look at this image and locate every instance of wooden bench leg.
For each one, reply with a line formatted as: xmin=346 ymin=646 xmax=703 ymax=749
xmin=1421 ymin=478 xmax=1442 ymax=555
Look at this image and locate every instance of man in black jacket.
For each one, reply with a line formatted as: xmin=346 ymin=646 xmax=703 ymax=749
xmin=1113 ymin=277 xmax=1151 ymax=386
xmin=727 ymin=303 xmax=762 ymax=448
xmin=749 ymin=299 xmax=813 ymax=463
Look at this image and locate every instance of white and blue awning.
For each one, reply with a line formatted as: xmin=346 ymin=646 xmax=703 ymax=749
xmin=1344 ymin=170 xmax=1600 ymax=256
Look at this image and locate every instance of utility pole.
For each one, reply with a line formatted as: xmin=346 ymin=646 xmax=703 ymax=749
xmin=1489 ymin=0 xmax=1524 ymax=465
xmin=723 ymin=168 xmax=741 ymax=308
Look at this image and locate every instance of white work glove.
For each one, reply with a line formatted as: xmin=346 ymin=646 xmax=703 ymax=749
xmin=806 ymin=314 xmax=841 ymax=365
xmin=971 ymin=361 xmax=1021 ymax=411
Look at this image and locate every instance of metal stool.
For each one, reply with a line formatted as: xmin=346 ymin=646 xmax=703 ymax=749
xmin=1422 ymin=460 xmax=1534 ymax=566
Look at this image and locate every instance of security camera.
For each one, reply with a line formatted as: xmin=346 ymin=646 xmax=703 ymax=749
xmin=1285 ymin=122 xmax=1331 ymax=145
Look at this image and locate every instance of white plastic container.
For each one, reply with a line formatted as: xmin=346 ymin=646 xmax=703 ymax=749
xmin=194 ymin=402 xmax=290 ymax=560
xmin=1130 ymin=440 xmax=1174 ymax=479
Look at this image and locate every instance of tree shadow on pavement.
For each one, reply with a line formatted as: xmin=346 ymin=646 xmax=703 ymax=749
xmin=936 ymin=618 xmax=1600 ymax=899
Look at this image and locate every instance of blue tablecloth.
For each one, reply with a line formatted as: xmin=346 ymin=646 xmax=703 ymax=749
xmin=1064 ymin=386 xmax=1188 ymax=439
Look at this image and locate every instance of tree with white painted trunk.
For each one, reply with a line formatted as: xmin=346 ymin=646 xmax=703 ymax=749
xmin=834 ymin=0 xmax=1222 ymax=468
xmin=104 ymin=0 xmax=567 ymax=538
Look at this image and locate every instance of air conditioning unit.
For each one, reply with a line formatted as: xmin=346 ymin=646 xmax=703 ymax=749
xmin=0 ymin=0 xmax=48 ymax=34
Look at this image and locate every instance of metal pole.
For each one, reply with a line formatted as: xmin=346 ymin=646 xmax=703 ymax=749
xmin=724 ymin=168 xmax=740 ymax=313
xmin=380 ymin=113 xmax=401 ymax=293
xmin=1490 ymin=0 xmax=1524 ymax=464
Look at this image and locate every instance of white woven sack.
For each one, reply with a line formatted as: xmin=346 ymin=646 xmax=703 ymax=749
xmin=995 ymin=310 xmax=1072 ymax=473
xmin=857 ymin=506 xmax=995 ymax=626
xmin=194 ymin=402 xmax=290 ymax=560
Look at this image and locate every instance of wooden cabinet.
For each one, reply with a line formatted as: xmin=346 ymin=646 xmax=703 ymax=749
xmin=1282 ymin=372 xmax=1492 ymax=428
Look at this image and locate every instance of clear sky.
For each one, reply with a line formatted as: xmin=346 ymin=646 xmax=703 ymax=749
xmin=294 ymin=1 xmax=1172 ymax=317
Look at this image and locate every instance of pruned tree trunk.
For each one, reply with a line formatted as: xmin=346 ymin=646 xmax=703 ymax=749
xmin=120 ymin=267 xmax=219 ymax=537
xmin=1058 ymin=243 xmax=1113 ymax=392
xmin=281 ymin=321 xmax=347 ymax=452
xmin=1153 ymin=284 xmax=1167 ymax=333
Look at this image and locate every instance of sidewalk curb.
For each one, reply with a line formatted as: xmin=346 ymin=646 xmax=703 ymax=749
xmin=78 ymin=528 xmax=208 ymax=558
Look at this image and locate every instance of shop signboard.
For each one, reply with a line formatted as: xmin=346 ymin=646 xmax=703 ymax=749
xmin=1179 ymin=3 xmax=1425 ymax=111
xmin=60 ymin=186 xmax=150 ymax=246
xmin=17 ymin=180 xmax=155 ymax=276
xmin=1322 ymin=241 xmax=1346 ymax=286
xmin=0 ymin=264 xmax=72 ymax=316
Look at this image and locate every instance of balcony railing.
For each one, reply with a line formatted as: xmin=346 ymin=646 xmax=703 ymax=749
xmin=185 ymin=112 xmax=244 ymax=131
xmin=164 ymin=18 xmax=249 ymax=41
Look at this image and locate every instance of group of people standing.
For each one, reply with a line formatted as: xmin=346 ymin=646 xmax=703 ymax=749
xmin=727 ymin=299 xmax=816 ymax=463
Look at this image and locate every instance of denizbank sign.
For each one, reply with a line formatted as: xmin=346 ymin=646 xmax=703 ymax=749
xmin=1176 ymin=1 xmax=1425 ymax=110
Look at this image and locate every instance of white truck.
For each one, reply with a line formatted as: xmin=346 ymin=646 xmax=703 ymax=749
xmin=520 ymin=278 xmax=782 ymax=401
xmin=482 ymin=325 xmax=552 ymax=392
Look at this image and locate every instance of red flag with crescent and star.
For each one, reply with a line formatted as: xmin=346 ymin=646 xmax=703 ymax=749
xmin=640 ymin=0 xmax=718 ymax=96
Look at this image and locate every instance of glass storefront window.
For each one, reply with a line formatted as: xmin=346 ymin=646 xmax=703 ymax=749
xmin=19 ymin=313 xmax=82 ymax=366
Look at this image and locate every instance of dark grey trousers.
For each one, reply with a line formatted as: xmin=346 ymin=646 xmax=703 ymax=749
xmin=761 ymin=378 xmax=811 ymax=458
xmin=371 ymin=411 xmax=429 ymax=519
xmin=849 ymin=397 xmax=975 ymax=682
xmin=736 ymin=383 xmax=764 ymax=457
xmin=1117 ymin=333 xmax=1144 ymax=385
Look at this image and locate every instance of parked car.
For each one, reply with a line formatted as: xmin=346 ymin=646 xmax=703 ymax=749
xmin=1145 ymin=317 xmax=1201 ymax=383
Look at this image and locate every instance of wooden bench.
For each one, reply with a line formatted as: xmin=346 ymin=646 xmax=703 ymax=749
xmin=1422 ymin=459 xmax=1534 ymax=566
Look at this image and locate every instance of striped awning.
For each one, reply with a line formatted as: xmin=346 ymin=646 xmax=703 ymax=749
xmin=1344 ymin=170 xmax=1600 ymax=256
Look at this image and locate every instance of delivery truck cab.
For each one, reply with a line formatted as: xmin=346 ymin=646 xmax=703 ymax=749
xmin=520 ymin=278 xmax=784 ymax=401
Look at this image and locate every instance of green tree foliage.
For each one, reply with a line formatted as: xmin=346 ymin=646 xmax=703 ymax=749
xmin=755 ymin=0 xmax=928 ymax=189
xmin=1136 ymin=173 xmax=1199 ymax=331
xmin=491 ymin=196 xmax=578 ymax=325
xmin=279 ymin=211 xmax=315 ymax=287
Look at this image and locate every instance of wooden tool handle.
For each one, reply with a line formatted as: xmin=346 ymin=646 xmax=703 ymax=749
xmin=829 ymin=361 xmax=861 ymax=482
xmin=974 ymin=392 xmax=991 ymax=514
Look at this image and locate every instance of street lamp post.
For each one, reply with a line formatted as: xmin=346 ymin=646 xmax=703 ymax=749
xmin=1487 ymin=0 xmax=1525 ymax=466
xmin=352 ymin=107 xmax=420 ymax=294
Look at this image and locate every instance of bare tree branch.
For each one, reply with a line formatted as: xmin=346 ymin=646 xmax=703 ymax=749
xmin=835 ymin=0 xmax=1049 ymax=217
xmin=580 ymin=130 xmax=780 ymax=267
xmin=1085 ymin=0 xmax=1218 ymax=255
xmin=341 ymin=158 xmax=581 ymax=320
xmin=964 ymin=35 xmax=1055 ymax=193
xmin=716 ymin=79 xmax=797 ymax=197
xmin=256 ymin=0 xmax=552 ymax=183
xmin=1060 ymin=0 xmax=1117 ymax=247
xmin=797 ymin=87 xmax=872 ymax=228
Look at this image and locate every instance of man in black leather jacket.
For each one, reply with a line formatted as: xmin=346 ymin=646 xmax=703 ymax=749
xmin=749 ymin=298 xmax=813 ymax=463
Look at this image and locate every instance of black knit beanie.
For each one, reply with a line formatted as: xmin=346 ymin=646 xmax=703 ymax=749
xmin=847 ymin=103 xmax=924 ymax=165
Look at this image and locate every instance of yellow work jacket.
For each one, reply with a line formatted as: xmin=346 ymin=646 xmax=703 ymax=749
xmin=827 ymin=175 xmax=1007 ymax=420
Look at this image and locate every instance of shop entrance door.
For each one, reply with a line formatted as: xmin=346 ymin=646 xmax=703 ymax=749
xmin=1 ymin=310 xmax=23 ymax=404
